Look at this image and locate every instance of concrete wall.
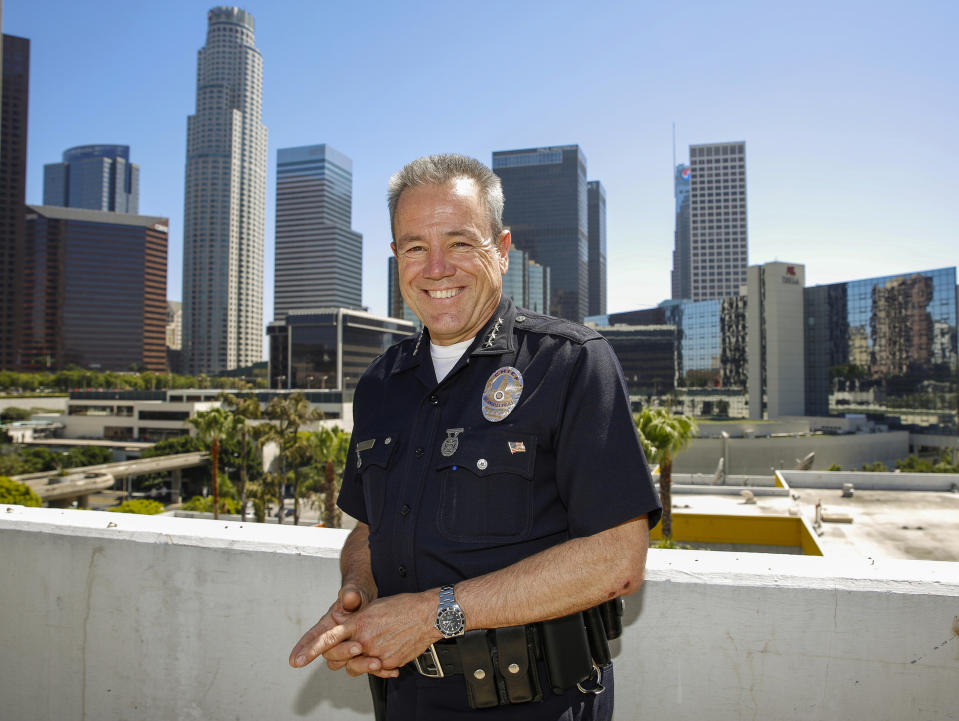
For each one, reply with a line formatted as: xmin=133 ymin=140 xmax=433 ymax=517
xmin=674 ymin=431 xmax=911 ymax=475
xmin=1 ymin=507 xmax=957 ymax=721
xmin=781 ymin=469 xmax=959 ymax=491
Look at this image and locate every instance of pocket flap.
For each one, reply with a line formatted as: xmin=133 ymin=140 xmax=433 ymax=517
xmin=355 ymin=432 xmax=399 ymax=470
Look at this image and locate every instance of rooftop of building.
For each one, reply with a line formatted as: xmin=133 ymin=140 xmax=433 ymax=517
xmin=25 ymin=204 xmax=167 ymax=228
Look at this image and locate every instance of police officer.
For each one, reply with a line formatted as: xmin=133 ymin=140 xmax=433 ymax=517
xmin=290 ymin=154 xmax=661 ymax=720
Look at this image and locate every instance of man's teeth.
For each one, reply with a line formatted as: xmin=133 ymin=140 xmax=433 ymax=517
xmin=428 ymin=289 xmax=460 ymax=299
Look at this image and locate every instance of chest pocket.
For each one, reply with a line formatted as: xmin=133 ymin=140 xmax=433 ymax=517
xmin=355 ymin=432 xmax=399 ymax=533
xmin=436 ymin=430 xmax=536 ymax=543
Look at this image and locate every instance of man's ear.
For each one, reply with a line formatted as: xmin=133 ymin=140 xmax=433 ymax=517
xmin=390 ymin=241 xmax=398 ymax=258
xmin=497 ymin=230 xmax=511 ymax=274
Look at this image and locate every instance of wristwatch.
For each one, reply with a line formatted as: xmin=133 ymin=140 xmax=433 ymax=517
xmin=434 ymin=585 xmax=466 ymax=638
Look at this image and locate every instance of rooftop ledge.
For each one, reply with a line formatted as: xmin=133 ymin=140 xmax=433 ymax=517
xmin=2 ymin=506 xmax=958 ymax=721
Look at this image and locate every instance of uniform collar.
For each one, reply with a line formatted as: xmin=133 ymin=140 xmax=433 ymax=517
xmin=392 ymin=296 xmax=517 ymax=375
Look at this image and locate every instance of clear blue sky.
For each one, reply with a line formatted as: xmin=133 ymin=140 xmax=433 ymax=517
xmin=5 ymin=0 xmax=957 ymax=351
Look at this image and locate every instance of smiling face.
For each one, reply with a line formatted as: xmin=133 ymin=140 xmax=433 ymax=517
xmin=391 ymin=178 xmax=511 ymax=346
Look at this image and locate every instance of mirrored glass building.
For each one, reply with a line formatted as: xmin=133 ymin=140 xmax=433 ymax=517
xmin=805 ymin=267 xmax=958 ymax=432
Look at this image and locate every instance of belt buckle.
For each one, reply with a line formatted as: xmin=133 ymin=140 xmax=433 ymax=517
xmin=413 ymin=643 xmax=444 ymax=678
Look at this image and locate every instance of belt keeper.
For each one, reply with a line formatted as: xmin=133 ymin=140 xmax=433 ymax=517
xmin=457 ymin=630 xmax=499 ymax=709
xmin=494 ymin=626 xmax=540 ymax=703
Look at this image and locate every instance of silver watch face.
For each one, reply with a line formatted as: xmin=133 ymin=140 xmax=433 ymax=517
xmin=436 ymin=606 xmax=465 ymax=637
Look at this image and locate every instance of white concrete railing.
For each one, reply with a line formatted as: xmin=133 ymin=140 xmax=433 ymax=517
xmin=1 ymin=507 xmax=957 ymax=721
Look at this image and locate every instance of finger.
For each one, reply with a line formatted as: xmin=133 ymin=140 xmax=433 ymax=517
xmin=345 ymin=655 xmax=391 ymax=677
xmin=340 ymin=588 xmax=364 ymax=612
xmin=321 ymin=641 xmax=364 ymax=664
xmin=290 ymin=623 xmax=350 ymax=668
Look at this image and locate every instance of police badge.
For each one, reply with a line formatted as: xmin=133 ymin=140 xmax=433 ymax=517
xmin=481 ymin=366 xmax=524 ymax=422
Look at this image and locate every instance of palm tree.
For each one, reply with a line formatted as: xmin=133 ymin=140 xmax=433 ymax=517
xmin=308 ymin=426 xmax=351 ymax=527
xmin=187 ymin=407 xmax=237 ymax=520
xmin=262 ymin=393 xmax=321 ymax=523
xmin=635 ymin=407 xmax=698 ymax=542
xmin=219 ymin=392 xmax=262 ymax=521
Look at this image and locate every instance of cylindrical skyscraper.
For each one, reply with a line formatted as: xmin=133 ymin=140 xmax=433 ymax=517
xmin=182 ymin=6 xmax=267 ymax=374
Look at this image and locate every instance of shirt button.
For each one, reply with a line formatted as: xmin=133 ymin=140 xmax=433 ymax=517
xmin=429 ymin=393 xmax=439 ymax=406
xmin=400 ymin=504 xmax=410 ymax=516
xmin=398 ymin=566 xmax=407 ymax=577
xmin=476 ymin=458 xmax=488 ymax=470
xmin=415 ymin=447 xmax=425 ymax=458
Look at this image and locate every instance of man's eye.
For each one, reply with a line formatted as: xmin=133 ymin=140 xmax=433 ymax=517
xmin=404 ymin=245 xmax=427 ymax=255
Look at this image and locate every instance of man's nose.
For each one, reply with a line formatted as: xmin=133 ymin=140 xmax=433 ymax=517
xmin=423 ymin=246 xmax=454 ymax=279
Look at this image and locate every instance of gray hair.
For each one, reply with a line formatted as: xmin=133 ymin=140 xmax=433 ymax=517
xmin=387 ymin=154 xmax=505 ymax=240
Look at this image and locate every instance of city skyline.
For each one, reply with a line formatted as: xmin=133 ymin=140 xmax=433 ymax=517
xmin=4 ymin=1 xmax=957 ymax=358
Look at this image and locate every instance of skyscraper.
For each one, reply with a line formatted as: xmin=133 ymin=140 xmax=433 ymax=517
xmin=587 ymin=180 xmax=607 ymax=317
xmin=747 ymin=261 xmax=805 ymax=419
xmin=0 ymin=34 xmax=29 ymax=370
xmin=273 ymin=144 xmax=362 ymax=319
xmin=387 ymin=256 xmax=422 ymax=329
xmin=670 ymin=164 xmax=691 ymax=300
xmin=43 ymin=144 xmax=140 ymax=214
xmin=182 ymin=6 xmax=267 ymax=374
xmin=493 ymin=145 xmax=589 ymax=322
xmin=672 ymin=141 xmax=748 ymax=301
xmin=22 ymin=205 xmax=168 ymax=372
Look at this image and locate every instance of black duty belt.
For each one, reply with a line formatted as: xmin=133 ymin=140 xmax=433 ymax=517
xmin=409 ymin=625 xmax=543 ymax=708
xmin=404 ymin=601 xmax=624 ymax=710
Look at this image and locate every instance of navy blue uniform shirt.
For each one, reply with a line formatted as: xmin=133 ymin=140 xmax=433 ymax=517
xmin=337 ymin=296 xmax=662 ymax=599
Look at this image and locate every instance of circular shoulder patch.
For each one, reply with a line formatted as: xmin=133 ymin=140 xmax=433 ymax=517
xmin=482 ymin=366 xmax=524 ymax=422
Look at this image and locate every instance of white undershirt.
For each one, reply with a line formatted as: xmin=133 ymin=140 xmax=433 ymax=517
xmin=430 ymin=337 xmax=474 ymax=383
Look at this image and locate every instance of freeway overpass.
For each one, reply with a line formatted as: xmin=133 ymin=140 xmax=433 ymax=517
xmin=12 ymin=452 xmax=209 ymax=507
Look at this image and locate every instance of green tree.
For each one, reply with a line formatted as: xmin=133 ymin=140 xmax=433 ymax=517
xmin=261 ymin=393 xmax=321 ymax=523
xmin=827 ymin=463 xmax=842 ymax=471
xmin=0 ymin=476 xmax=42 ymax=506
xmin=188 ymin=407 xmax=238 ymax=520
xmin=1 ymin=406 xmax=32 ymax=423
xmin=219 ymin=393 xmax=263 ymax=521
xmin=635 ymin=407 xmax=698 ymax=543
xmin=309 ymin=426 xmax=351 ymax=528
xmin=108 ymin=499 xmax=165 ymax=515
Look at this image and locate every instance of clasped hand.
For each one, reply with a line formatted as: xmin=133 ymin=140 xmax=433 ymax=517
xmin=289 ymin=586 xmax=440 ymax=678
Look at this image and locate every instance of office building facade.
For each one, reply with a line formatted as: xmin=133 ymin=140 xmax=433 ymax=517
xmin=1 ymin=34 xmax=29 ymax=370
xmin=43 ymin=144 xmax=139 ymax=214
xmin=672 ymin=141 xmax=748 ymax=301
xmin=273 ymin=144 xmax=362 ymax=319
xmin=670 ymin=163 xmax=691 ymax=299
xmin=805 ymin=267 xmax=957 ymax=432
xmin=22 ymin=205 xmax=168 ymax=372
xmin=501 ymin=245 xmax=550 ymax=313
xmin=747 ymin=262 xmax=805 ymax=419
xmin=267 ymin=308 xmax=414 ymax=391
xmin=493 ymin=145 xmax=589 ymax=322
xmin=587 ymin=180 xmax=607 ymax=316
xmin=182 ymin=6 xmax=267 ymax=374
xmin=387 ymin=256 xmax=422 ymax=329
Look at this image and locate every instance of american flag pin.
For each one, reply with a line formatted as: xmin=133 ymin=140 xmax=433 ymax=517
xmin=507 ymin=441 xmax=526 ymax=454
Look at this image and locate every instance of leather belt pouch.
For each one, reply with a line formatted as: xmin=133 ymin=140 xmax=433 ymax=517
xmin=539 ymin=612 xmax=593 ymax=693
xmin=458 ymin=630 xmax=499 ymax=708
xmin=494 ymin=626 xmax=541 ymax=703
xmin=583 ymin=606 xmax=612 ymax=666
xmin=600 ymin=597 xmax=625 ymax=639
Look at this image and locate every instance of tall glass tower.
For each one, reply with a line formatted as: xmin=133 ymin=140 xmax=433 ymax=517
xmin=273 ymin=144 xmax=362 ymax=319
xmin=43 ymin=145 xmax=139 ymax=214
xmin=493 ymin=145 xmax=589 ymax=322
xmin=182 ymin=6 xmax=267 ymax=374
